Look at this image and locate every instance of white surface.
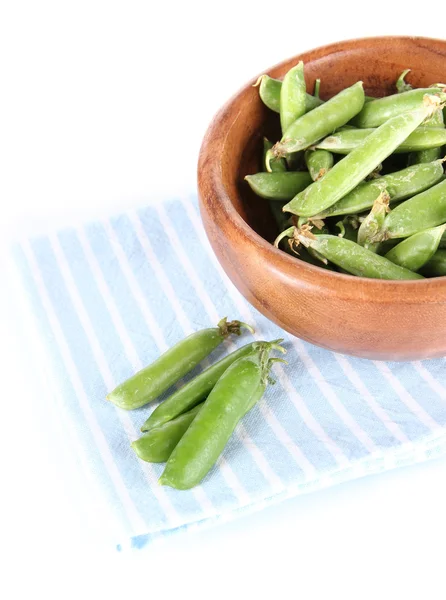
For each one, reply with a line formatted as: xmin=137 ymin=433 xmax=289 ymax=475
xmin=1 ymin=2 xmax=446 ymax=598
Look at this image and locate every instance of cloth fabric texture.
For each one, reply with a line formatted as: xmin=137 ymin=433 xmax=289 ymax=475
xmin=9 ymin=196 xmax=446 ymax=550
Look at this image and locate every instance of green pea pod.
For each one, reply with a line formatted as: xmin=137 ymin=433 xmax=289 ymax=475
xmin=357 ymin=191 xmax=390 ymax=251
xmin=272 ymin=82 xmax=365 ymax=156
xmin=132 ymin=404 xmax=202 ymax=463
xmin=315 ymin=126 xmax=446 ymax=154
xmin=263 ymin=138 xmax=286 ymax=173
xmin=395 ymin=71 xmax=444 ymax=128
xmin=380 ymin=178 xmax=446 ymax=240
xmin=408 ymin=147 xmax=443 ymax=164
xmin=254 ymin=74 xmax=323 ymax=113
xmin=304 ymin=149 xmax=334 ymax=181
xmin=314 ymin=161 xmax=444 ymax=218
xmin=276 ymin=228 xmax=423 ymax=280
xmin=314 ymin=78 xmax=321 ymax=99
xmin=141 ymin=341 xmax=260 ymax=431
xmin=106 ymin=318 xmax=253 ymax=410
xmin=396 ymin=69 xmax=412 ymax=94
xmin=440 ymin=230 xmax=446 ymax=249
xmin=280 ymin=62 xmax=306 ymax=133
xmin=284 ymin=97 xmax=443 ymax=218
xmin=352 ymin=87 xmax=444 ymax=128
xmin=384 ymin=224 xmax=446 ymax=271
xmin=159 ymin=342 xmax=286 ymax=490
xmin=420 ymin=249 xmax=446 ymax=276
xmin=245 ymin=171 xmax=312 ymax=201
xmin=408 ymin=108 xmax=445 ymax=164
xmin=135 ymin=350 xmax=279 ymax=463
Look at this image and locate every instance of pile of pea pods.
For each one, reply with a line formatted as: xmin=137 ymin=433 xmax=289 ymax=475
xmin=107 ymin=318 xmax=285 ymax=489
xmin=246 ymin=65 xmax=446 ymax=279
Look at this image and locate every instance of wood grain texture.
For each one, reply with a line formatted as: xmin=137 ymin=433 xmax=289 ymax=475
xmin=197 ymin=36 xmax=446 ymax=360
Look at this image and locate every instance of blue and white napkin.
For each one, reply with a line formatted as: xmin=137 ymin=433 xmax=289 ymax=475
xmin=9 ymin=196 xmax=446 ymax=550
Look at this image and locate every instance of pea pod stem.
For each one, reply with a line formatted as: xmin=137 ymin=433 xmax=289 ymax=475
xmin=107 ymin=318 xmax=254 ymax=410
xmin=263 ymin=138 xmax=286 ymax=173
xmin=396 ymin=69 xmax=412 ymax=93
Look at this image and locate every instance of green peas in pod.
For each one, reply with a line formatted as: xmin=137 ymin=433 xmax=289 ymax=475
xmin=159 ymin=341 xmax=286 ymax=490
xmin=275 ymin=225 xmax=423 ymax=280
xmin=254 ymin=74 xmax=323 ymax=113
xmin=284 ymin=96 xmax=444 ymax=218
xmin=107 ymin=318 xmax=254 ymax=410
xmin=384 ymin=224 xmax=446 ymax=272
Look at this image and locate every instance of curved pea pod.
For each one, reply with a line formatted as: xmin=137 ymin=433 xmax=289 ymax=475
xmin=384 ymin=224 xmax=446 ymax=272
xmin=379 ymin=178 xmax=446 ymax=240
xmin=263 ymin=138 xmax=286 ymax=173
xmin=294 ymin=231 xmax=424 ymax=280
xmin=159 ymin=342 xmax=286 ymax=490
xmin=315 ymin=127 xmax=446 ymax=154
xmin=106 ymin=318 xmax=253 ymax=410
xmin=141 ymin=341 xmax=259 ymax=431
xmin=304 ymin=149 xmax=334 ymax=181
xmin=351 ymin=87 xmax=445 ymax=128
xmin=284 ymin=98 xmax=443 ymax=218
xmin=280 ymin=62 xmax=306 ymax=133
xmin=272 ymin=82 xmax=365 ymax=156
xmin=314 ymin=161 xmax=445 ymax=218
xmin=420 ymin=249 xmax=446 ymax=276
xmin=245 ymin=171 xmax=312 ymax=200
xmin=132 ymin=404 xmax=202 ymax=463
xmin=254 ymin=74 xmax=323 ymax=113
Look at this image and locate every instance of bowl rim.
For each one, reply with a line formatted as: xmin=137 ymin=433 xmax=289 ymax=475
xmin=198 ymin=35 xmax=446 ymax=303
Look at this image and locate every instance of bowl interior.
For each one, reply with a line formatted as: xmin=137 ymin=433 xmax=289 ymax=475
xmin=231 ymin=37 xmax=446 ymax=244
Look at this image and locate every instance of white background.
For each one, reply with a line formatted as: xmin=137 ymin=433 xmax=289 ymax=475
xmin=1 ymin=2 xmax=446 ymax=599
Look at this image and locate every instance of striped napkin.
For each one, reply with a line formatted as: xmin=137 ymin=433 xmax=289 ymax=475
xmin=9 ymin=196 xmax=446 ymax=550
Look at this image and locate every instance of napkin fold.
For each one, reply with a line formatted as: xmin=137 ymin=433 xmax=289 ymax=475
xmin=9 ymin=196 xmax=446 ymax=550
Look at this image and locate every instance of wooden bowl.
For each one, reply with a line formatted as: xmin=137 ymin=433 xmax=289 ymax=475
xmin=197 ymin=36 xmax=446 ymax=361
